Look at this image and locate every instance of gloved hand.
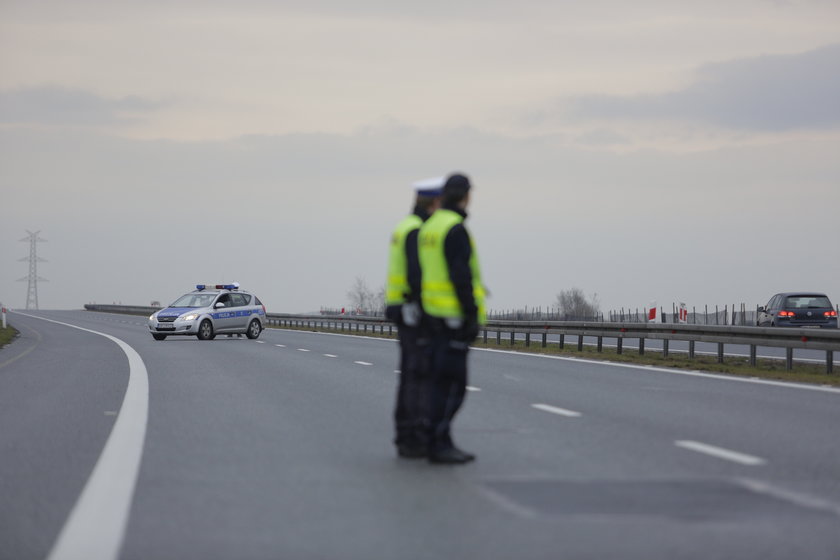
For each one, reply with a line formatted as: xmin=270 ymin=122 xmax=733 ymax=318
xmin=401 ymin=302 xmax=421 ymax=327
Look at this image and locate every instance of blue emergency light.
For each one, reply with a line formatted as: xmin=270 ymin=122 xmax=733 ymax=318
xmin=196 ymin=283 xmax=240 ymax=291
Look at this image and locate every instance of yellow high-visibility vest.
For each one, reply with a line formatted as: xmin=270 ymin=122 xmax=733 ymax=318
xmin=385 ymin=214 xmax=423 ymax=305
xmin=418 ymin=209 xmax=486 ymax=324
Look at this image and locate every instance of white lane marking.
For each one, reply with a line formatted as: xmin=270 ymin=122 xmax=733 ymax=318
xmin=476 ymin=347 xmax=840 ymax=395
xmin=324 ymin=354 xmax=338 ymax=358
xmin=737 ymin=478 xmax=840 ymax=516
xmin=16 ymin=313 xmax=149 ymax=560
xmin=256 ymin=341 xmax=266 ymax=344
xmin=275 ymin=344 xmax=286 ymax=348
xmin=675 ymin=440 xmax=766 ymax=466
xmin=466 ymin=386 xmax=482 ymax=392
xmin=531 ymin=403 xmax=582 ymax=417
xmin=355 ymin=361 xmax=373 ymax=366
xmin=297 ymin=348 xmax=310 ymax=352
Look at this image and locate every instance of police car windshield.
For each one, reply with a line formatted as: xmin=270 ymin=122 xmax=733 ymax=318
xmin=170 ymin=293 xmax=217 ymax=308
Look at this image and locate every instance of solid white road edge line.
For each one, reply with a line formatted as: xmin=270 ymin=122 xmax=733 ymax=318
xmin=16 ymin=313 xmax=149 ymax=560
xmin=477 ymin=347 xmax=840 ymax=395
xmin=737 ymin=478 xmax=840 ymax=516
xmin=675 ymin=440 xmax=766 ymax=466
xmin=269 ymin=329 xmax=840 ymax=395
xmin=531 ymin=403 xmax=582 ymax=417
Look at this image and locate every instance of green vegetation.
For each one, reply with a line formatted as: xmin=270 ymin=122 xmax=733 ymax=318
xmin=268 ymin=323 xmax=839 ymax=387
xmin=0 ymin=326 xmax=18 ymax=349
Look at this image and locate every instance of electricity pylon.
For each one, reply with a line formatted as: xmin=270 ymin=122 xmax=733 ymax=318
xmin=18 ymin=230 xmax=47 ymax=310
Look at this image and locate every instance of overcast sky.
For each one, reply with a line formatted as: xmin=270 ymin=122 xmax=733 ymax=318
xmin=1 ymin=0 xmax=839 ymax=315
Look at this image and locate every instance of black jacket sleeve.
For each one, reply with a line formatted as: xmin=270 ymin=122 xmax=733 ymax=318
xmin=443 ymin=223 xmax=478 ymax=322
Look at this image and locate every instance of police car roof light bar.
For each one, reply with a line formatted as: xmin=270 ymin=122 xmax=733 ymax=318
xmin=196 ymin=283 xmax=240 ymax=291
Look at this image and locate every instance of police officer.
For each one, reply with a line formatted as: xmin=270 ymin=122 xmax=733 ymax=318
xmin=418 ymin=172 xmax=486 ymax=464
xmin=385 ymin=177 xmax=444 ymax=458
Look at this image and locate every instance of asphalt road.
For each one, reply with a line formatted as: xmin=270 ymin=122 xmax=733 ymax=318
xmin=2 ymin=310 xmax=840 ymax=560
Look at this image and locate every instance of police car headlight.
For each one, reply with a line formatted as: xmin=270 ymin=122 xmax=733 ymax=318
xmin=180 ymin=313 xmax=198 ymax=322
xmin=149 ymin=314 xmax=156 ymax=321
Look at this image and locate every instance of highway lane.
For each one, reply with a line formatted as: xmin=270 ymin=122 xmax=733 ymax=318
xmin=2 ymin=310 xmax=840 ymax=560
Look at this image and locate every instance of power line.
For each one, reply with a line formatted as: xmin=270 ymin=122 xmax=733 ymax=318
xmin=18 ymin=230 xmax=47 ymax=310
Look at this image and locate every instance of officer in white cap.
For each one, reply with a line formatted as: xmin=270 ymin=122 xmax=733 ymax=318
xmin=385 ymin=177 xmax=444 ymax=458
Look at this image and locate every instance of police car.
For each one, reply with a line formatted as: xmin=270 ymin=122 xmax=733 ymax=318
xmin=148 ymin=284 xmax=266 ymax=341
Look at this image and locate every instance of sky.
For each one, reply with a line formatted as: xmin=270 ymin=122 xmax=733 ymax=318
xmin=1 ymin=0 xmax=839 ymax=315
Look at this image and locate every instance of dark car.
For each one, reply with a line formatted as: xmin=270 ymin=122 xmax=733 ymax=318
xmin=757 ymin=292 xmax=838 ymax=328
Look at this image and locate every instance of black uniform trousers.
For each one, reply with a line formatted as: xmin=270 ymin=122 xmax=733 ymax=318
xmin=393 ymin=322 xmax=429 ymax=449
xmin=425 ymin=319 xmax=469 ymax=453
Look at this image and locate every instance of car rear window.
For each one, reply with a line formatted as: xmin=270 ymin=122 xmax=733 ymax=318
xmin=784 ymin=296 xmax=832 ymax=308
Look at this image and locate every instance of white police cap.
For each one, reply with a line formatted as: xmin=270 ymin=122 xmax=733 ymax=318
xmin=412 ymin=176 xmax=445 ymax=197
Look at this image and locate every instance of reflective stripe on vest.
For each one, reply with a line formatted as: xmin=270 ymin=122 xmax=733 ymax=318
xmin=418 ymin=209 xmax=486 ymax=324
xmin=385 ymin=214 xmax=423 ymax=305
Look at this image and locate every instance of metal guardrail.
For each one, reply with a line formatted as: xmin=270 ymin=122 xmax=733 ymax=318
xmin=84 ymin=305 xmax=839 ymax=373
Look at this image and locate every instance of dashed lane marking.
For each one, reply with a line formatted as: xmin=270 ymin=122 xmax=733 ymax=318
xmin=675 ymin=440 xmax=766 ymax=466
xmin=531 ymin=403 xmax=582 ymax=418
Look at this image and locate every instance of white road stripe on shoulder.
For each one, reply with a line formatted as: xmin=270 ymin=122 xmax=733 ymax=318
xmin=531 ymin=403 xmax=582 ymax=417
xmin=17 ymin=313 xmax=149 ymax=560
xmin=466 ymin=386 xmax=482 ymax=392
xmin=675 ymin=440 xmax=766 ymax=466
xmin=355 ymin=361 xmax=373 ymax=366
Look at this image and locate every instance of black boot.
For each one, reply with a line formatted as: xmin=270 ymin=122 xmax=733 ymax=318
xmin=428 ymin=447 xmax=475 ymax=464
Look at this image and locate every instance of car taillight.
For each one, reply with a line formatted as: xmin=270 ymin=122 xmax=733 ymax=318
xmin=825 ymin=310 xmax=838 ymax=317
xmin=778 ymin=311 xmax=795 ymax=317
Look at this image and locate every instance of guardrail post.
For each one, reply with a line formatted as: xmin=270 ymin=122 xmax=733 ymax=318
xmin=717 ymin=343 xmax=724 ymax=364
xmin=483 ymin=329 xmax=488 ymax=343
xmin=689 ymin=340 xmax=695 ymax=359
xmin=750 ymin=345 xmax=757 ymax=367
xmin=577 ymin=335 xmax=583 ymax=352
xmin=786 ymin=348 xmax=793 ymax=371
xmin=525 ymin=332 xmax=531 ymax=347
xmin=596 ymin=336 xmax=603 ymax=352
xmin=497 ymin=330 xmax=501 ymax=345
xmin=828 ymin=351 xmax=834 ymax=375
xmin=663 ymin=339 xmax=669 ymax=358
xmin=559 ymin=334 xmax=565 ymax=350
xmin=639 ymin=338 xmax=645 ymax=356
xmin=542 ymin=332 xmax=547 ymax=348
xmin=616 ymin=337 xmax=623 ymax=354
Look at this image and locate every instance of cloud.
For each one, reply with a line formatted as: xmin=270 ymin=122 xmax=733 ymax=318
xmin=569 ymin=43 xmax=840 ymax=131
xmin=0 ymin=86 xmax=161 ymax=126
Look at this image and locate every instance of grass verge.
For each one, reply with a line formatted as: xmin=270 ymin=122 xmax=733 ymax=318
xmin=268 ymin=324 xmax=840 ymax=387
xmin=0 ymin=326 xmax=19 ymax=349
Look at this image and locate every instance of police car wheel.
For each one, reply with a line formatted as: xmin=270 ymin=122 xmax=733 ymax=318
xmin=152 ymin=333 xmax=167 ymax=341
xmin=197 ymin=319 xmax=214 ymax=341
xmin=246 ymin=319 xmax=262 ymax=339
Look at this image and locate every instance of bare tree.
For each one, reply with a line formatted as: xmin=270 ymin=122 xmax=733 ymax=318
xmin=346 ymin=277 xmax=385 ymax=315
xmin=555 ymin=288 xmax=601 ymax=320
